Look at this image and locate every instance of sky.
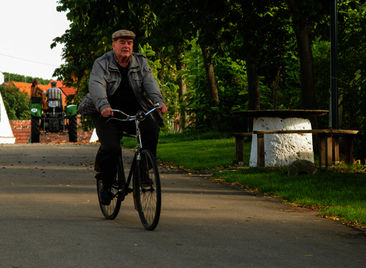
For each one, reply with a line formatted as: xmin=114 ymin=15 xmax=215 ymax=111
xmin=0 ymin=0 xmax=70 ymax=80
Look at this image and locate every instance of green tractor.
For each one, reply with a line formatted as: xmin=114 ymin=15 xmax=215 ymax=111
xmin=30 ymin=96 xmax=78 ymax=143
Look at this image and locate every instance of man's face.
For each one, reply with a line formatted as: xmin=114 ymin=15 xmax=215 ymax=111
xmin=112 ymin=38 xmax=133 ymax=59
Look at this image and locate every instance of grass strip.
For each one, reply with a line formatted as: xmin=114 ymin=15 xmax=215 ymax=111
xmin=157 ymin=138 xmax=237 ymax=170
xmin=122 ymin=131 xmax=250 ymax=169
xmin=122 ymin=131 xmax=366 ymax=227
xmin=213 ymin=168 xmax=366 ymax=227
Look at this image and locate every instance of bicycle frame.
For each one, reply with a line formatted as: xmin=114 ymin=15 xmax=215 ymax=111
xmin=110 ymin=106 xmax=159 ymax=152
xmin=108 ymin=105 xmax=160 ymax=196
xmin=98 ymin=105 xmax=162 ymax=229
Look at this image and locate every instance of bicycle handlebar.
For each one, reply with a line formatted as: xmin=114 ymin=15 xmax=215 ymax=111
xmin=107 ymin=103 xmax=160 ymax=123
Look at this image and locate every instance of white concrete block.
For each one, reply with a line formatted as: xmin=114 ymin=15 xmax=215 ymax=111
xmin=249 ymin=117 xmax=314 ymax=167
xmin=0 ymin=92 xmax=15 ymax=144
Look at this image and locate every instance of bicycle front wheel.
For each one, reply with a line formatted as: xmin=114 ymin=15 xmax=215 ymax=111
xmin=97 ymin=156 xmax=124 ymax=220
xmin=133 ymin=149 xmax=161 ymax=230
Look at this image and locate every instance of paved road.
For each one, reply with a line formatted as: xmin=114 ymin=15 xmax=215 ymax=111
xmin=0 ymin=144 xmax=365 ymax=268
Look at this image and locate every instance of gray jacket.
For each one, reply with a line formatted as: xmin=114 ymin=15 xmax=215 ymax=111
xmin=88 ymin=51 xmax=165 ymax=117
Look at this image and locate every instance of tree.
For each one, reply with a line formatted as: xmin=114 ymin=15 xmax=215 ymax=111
xmin=3 ymin=72 xmax=49 ymax=84
xmin=228 ymin=0 xmax=290 ymax=113
xmin=286 ymin=0 xmax=329 ymax=109
xmin=161 ymin=0 xmax=231 ymax=128
xmin=52 ymin=0 xmax=366 ymax=142
xmin=53 ymin=0 xmax=157 ymax=96
xmin=148 ymin=0 xmax=193 ymax=130
xmin=0 ymin=84 xmax=30 ymax=120
xmin=337 ymin=0 xmax=366 ymax=159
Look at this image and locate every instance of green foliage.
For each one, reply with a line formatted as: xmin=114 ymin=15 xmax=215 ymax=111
xmin=276 ymin=42 xmax=301 ymax=109
xmin=312 ymin=39 xmax=331 ymax=128
xmin=178 ymin=39 xmax=249 ymax=131
xmin=53 ymin=0 xmax=366 ymax=155
xmin=181 ymin=39 xmax=211 ymax=130
xmin=0 ymin=85 xmax=30 ymax=120
xmin=138 ymin=42 xmax=180 ymax=128
xmin=337 ymin=0 xmax=366 ymax=158
xmin=3 ymin=72 xmax=50 ymax=84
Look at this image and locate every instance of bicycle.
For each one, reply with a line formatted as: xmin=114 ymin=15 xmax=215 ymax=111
xmin=96 ymin=105 xmax=161 ymax=231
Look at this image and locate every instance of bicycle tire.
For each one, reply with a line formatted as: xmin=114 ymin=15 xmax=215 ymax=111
xmin=68 ymin=115 xmax=77 ymax=142
xmin=133 ymin=149 xmax=161 ymax=230
xmin=31 ymin=116 xmax=40 ymax=143
xmin=97 ymin=156 xmax=124 ymax=220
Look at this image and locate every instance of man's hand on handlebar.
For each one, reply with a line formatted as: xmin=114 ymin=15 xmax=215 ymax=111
xmin=102 ymin=104 xmax=167 ymax=118
xmin=101 ymin=107 xmax=113 ymax=117
xmin=159 ymin=103 xmax=167 ymax=114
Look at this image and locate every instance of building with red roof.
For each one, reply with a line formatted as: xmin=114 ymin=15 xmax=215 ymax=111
xmin=8 ymin=81 xmax=76 ymax=106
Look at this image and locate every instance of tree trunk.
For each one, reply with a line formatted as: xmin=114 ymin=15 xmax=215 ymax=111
xmin=176 ymin=57 xmax=187 ymax=131
xmin=200 ymin=44 xmax=220 ymax=128
xmin=200 ymin=45 xmax=220 ymax=106
xmin=272 ymin=67 xmax=281 ymax=109
xmin=246 ymin=58 xmax=260 ymax=110
xmin=296 ymin=22 xmax=316 ymax=109
xmin=287 ymin=0 xmax=316 ymax=109
xmin=246 ymin=57 xmax=260 ymax=131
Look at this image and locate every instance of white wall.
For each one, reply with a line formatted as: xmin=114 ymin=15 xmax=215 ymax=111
xmin=0 ymin=76 xmax=16 ymax=143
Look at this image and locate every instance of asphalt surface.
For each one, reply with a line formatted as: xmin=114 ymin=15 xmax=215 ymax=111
xmin=0 ymin=143 xmax=365 ymax=268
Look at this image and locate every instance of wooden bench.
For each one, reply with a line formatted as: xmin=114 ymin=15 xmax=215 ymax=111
xmin=232 ymin=132 xmax=253 ymax=163
xmin=234 ymin=129 xmax=359 ymax=167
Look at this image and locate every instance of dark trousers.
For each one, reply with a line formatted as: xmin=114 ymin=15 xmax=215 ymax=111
xmin=93 ymin=114 xmax=159 ymax=185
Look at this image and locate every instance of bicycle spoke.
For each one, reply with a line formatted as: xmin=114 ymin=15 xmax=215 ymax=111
xmin=134 ymin=150 xmax=161 ymax=230
xmin=97 ymin=107 xmax=162 ymax=228
xmin=97 ymin=157 xmax=125 ymax=220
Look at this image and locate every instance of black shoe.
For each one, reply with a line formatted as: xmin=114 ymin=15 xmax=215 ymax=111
xmin=100 ymin=186 xmax=113 ymax=205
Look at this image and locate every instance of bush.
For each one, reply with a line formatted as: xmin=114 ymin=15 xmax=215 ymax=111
xmin=0 ymin=84 xmax=30 ymax=120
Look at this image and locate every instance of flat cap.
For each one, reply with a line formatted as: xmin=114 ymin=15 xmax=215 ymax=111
xmin=112 ymin=29 xmax=136 ymax=41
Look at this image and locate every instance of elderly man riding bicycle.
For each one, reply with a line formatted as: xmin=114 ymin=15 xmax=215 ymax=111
xmin=88 ymin=29 xmax=167 ymax=205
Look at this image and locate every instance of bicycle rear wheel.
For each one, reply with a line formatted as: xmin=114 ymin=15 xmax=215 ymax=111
xmin=97 ymin=156 xmax=124 ymax=220
xmin=133 ymin=149 xmax=161 ymax=230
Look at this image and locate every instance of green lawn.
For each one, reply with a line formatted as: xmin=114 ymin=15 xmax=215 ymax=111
xmin=122 ymin=131 xmax=250 ymax=169
xmin=213 ymin=168 xmax=366 ymax=226
xmin=122 ymin=131 xmax=366 ymax=228
xmin=157 ymin=138 xmax=237 ymax=170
